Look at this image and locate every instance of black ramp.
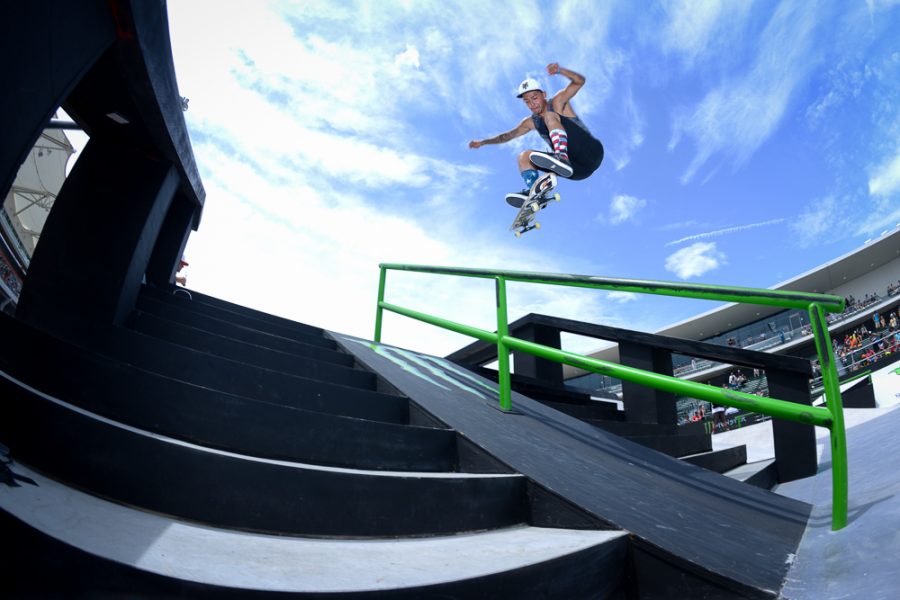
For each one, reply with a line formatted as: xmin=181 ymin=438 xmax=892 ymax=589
xmin=337 ymin=335 xmax=812 ymax=598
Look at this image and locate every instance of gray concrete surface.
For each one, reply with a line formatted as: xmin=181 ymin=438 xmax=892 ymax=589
xmin=0 ymin=465 xmax=625 ymax=593
xmin=716 ymin=363 xmax=900 ymax=599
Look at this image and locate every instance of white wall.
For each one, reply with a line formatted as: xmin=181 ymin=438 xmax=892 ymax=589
xmin=830 ymin=258 xmax=900 ymax=301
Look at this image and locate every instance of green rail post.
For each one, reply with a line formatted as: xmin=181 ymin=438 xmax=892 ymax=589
xmin=374 ymin=266 xmax=387 ymax=343
xmin=495 ymin=277 xmax=513 ymax=411
xmin=809 ymin=302 xmax=848 ymax=530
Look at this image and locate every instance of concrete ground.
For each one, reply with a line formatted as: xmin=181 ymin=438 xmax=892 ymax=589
xmin=713 ymin=364 xmax=900 ymax=599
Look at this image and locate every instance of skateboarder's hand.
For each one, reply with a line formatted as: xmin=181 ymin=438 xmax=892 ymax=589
xmin=469 ymin=140 xmax=484 ymax=149
xmin=546 ymin=62 xmax=561 ymax=76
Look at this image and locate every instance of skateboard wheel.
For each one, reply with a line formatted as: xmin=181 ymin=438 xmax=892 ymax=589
xmin=554 ymin=193 xmax=560 ymax=202
xmin=535 ymin=222 xmax=541 ymax=229
xmin=515 ymin=230 xmax=522 ymax=238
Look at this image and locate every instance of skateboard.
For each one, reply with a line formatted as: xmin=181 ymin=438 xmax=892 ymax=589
xmin=508 ymin=173 xmax=560 ymax=237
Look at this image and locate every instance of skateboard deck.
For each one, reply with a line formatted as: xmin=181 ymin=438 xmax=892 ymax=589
xmin=508 ymin=173 xmax=560 ymax=237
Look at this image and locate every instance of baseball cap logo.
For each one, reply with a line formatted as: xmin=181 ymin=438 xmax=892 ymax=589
xmin=515 ymin=78 xmax=542 ymax=97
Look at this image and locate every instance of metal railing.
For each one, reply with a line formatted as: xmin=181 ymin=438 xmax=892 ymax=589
xmin=374 ymin=264 xmax=849 ymax=530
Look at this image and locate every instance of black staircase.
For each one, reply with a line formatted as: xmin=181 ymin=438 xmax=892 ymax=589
xmin=0 ymin=287 xmax=630 ymax=597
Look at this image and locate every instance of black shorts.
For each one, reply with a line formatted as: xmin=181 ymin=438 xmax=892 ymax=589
xmin=560 ymin=115 xmax=604 ymax=181
xmin=569 ymin=143 xmax=604 ymax=180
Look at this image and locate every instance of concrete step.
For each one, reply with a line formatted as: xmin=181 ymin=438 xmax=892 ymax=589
xmin=130 ymin=309 xmax=355 ymax=369
xmin=3 ymin=342 xmax=458 ymax=470
xmin=622 ymin=433 xmax=713 ymax=458
xmin=0 ymin=375 xmax=529 ymax=537
xmin=150 ymin=285 xmax=328 ymax=336
xmin=1 ymin=313 xmax=403 ymax=423
xmin=467 ymin=367 xmax=608 ymax=408
xmin=723 ymin=458 xmax=779 ymax=490
xmin=586 ymin=420 xmax=682 ymax=437
xmin=116 ymin=322 xmax=377 ymax=392
xmin=113 ymin=329 xmax=400 ymax=417
xmin=136 ymin=294 xmax=336 ymax=352
xmin=142 ymin=284 xmax=326 ymax=340
xmin=1 ymin=465 xmax=629 ymax=597
xmin=681 ymin=445 xmax=749 ymax=474
xmin=537 ymin=398 xmax=623 ymax=421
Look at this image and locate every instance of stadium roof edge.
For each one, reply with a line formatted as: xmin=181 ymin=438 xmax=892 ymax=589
xmin=573 ymin=225 xmax=900 ymax=371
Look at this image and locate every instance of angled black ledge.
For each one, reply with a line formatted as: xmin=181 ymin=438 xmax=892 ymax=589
xmin=448 ymin=313 xmax=813 ymax=376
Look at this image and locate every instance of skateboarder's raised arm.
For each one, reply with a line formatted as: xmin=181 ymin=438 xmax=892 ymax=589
xmin=468 ymin=117 xmax=534 ymax=149
xmin=546 ymin=63 xmax=585 ymax=115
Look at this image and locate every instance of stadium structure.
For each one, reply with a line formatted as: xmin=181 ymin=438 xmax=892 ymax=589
xmin=2 ymin=2 xmax=898 ymax=598
xmin=561 ymin=228 xmax=900 ymax=421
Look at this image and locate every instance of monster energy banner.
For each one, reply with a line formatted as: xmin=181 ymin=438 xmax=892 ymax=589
xmin=677 ymin=397 xmax=770 ymax=433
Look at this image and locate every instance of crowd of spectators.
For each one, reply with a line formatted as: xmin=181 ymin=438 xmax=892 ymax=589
xmin=678 ymin=368 xmax=770 ymax=430
xmin=673 ymin=284 xmax=900 ymax=429
xmin=830 ymin=309 xmax=900 ymax=374
xmin=824 ymin=284 xmax=899 ymax=325
xmin=707 ymin=286 xmax=898 ymax=354
xmin=0 ymin=253 xmax=22 ymax=296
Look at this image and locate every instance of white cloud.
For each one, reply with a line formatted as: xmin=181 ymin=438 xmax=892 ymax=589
xmin=394 ymin=44 xmax=421 ymax=69
xmin=789 ymin=192 xmax=900 ymax=244
xmin=869 ymin=151 xmax=900 ymax=197
xmin=664 ymin=242 xmax=726 ymax=279
xmin=866 ymin=0 xmax=900 ymax=15
xmin=182 ymin=134 xmax=628 ymax=356
xmin=553 ymin=0 xmax=617 ymax=115
xmin=855 ymin=206 xmax=900 ymax=237
xmin=669 ymin=3 xmax=820 ymax=183
xmin=165 ymin=0 xmax=660 ymax=357
xmin=185 ymin=177 xmax=540 ymax=355
xmin=805 ymin=62 xmax=869 ymax=126
xmin=609 ymin=194 xmax=647 ymax=224
xmin=660 ymin=0 xmax=758 ymax=70
xmin=610 ymin=83 xmax=645 ymax=171
xmin=662 ymin=0 xmax=725 ymax=61
xmin=789 ymin=196 xmax=840 ymax=247
xmin=607 ymin=291 xmax=638 ymax=303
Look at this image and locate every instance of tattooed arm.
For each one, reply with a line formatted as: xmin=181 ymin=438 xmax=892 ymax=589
xmin=469 ymin=117 xmax=534 ymax=148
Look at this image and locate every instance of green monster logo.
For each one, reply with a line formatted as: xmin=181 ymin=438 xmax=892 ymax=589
xmin=342 ymin=336 xmax=499 ymax=400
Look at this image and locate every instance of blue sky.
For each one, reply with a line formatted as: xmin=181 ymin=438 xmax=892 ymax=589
xmin=164 ymin=0 xmax=900 ymax=357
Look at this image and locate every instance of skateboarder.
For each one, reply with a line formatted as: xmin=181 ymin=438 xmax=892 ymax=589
xmin=468 ymin=63 xmax=604 ymax=201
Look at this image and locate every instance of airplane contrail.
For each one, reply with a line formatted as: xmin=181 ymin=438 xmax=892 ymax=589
xmin=665 ymin=218 xmax=785 ymax=247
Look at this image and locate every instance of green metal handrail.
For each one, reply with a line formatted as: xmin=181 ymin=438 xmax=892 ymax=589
xmin=374 ymin=263 xmax=849 ymax=530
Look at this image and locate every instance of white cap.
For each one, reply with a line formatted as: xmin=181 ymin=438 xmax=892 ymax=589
xmin=516 ymin=78 xmax=543 ymax=98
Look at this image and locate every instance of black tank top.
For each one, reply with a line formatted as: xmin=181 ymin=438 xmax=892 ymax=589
xmin=530 ymin=104 xmax=593 ymax=149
